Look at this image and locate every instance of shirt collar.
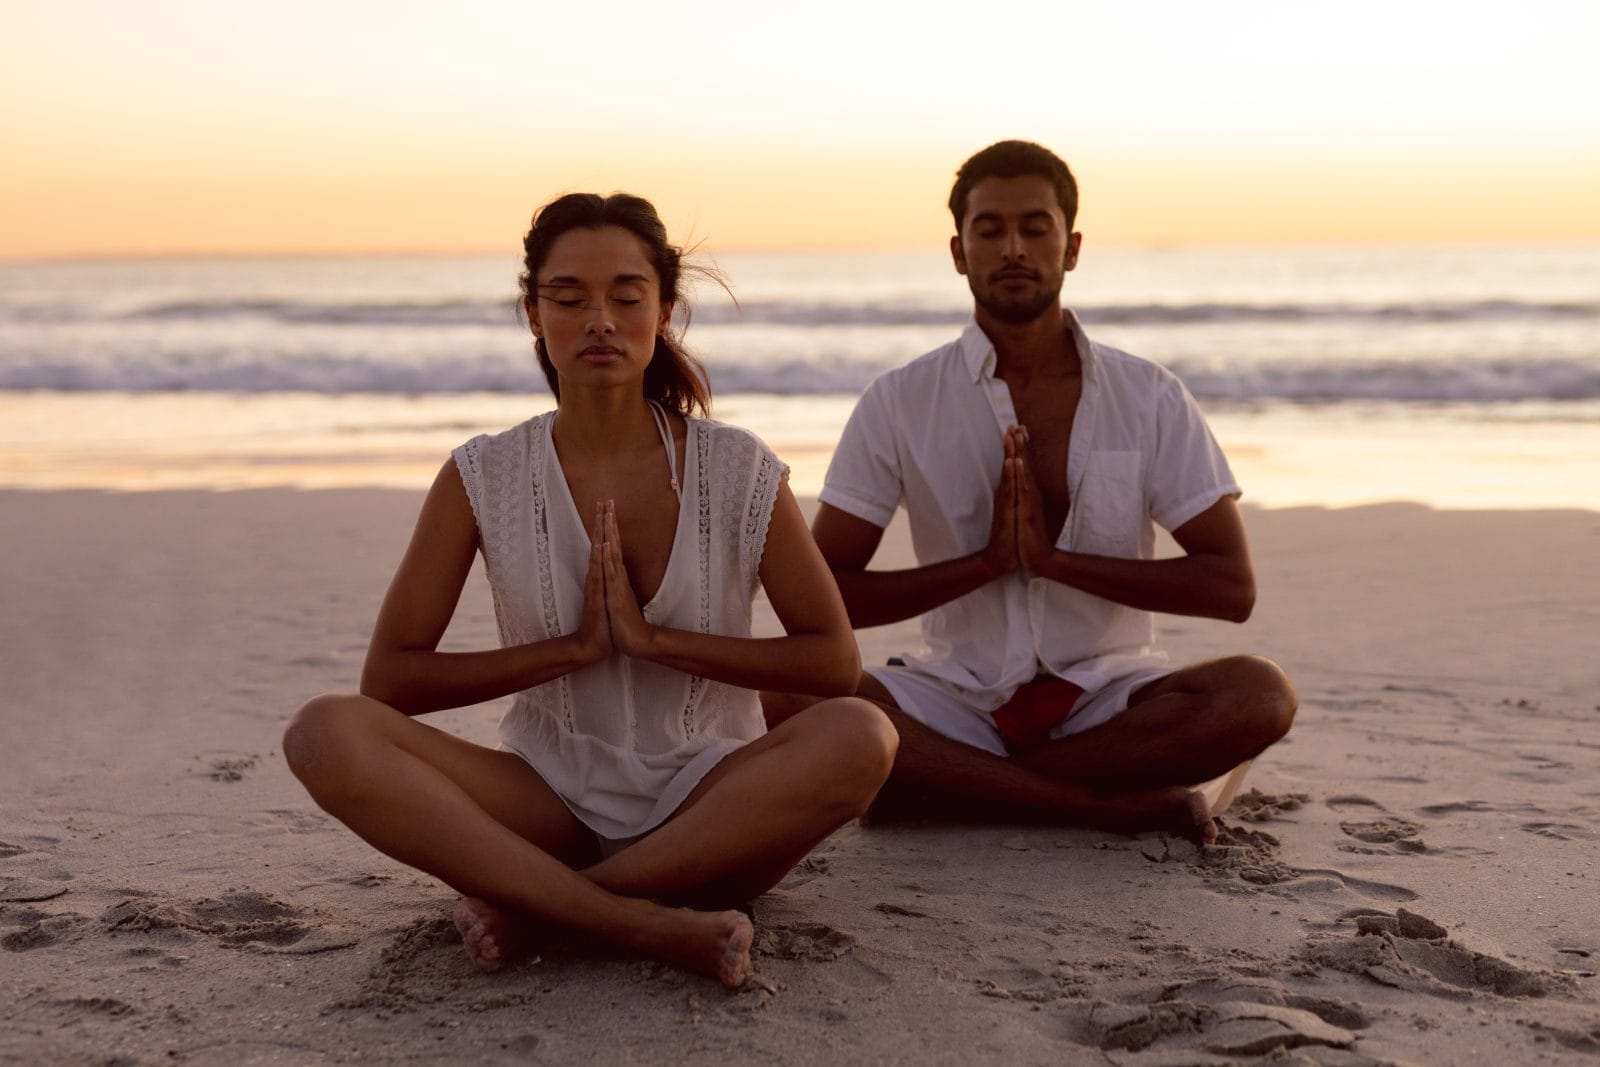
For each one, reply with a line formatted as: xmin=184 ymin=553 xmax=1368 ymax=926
xmin=958 ymin=309 xmax=1095 ymax=382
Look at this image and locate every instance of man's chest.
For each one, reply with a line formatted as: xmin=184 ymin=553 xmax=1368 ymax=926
xmin=1008 ymin=380 xmax=1081 ymax=528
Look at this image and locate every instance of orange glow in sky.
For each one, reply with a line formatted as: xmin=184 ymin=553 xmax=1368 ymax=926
xmin=3 ymin=1 xmax=1597 ymax=258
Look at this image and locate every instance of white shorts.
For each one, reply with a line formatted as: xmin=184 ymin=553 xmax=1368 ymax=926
xmin=866 ymin=664 xmax=1173 ymax=758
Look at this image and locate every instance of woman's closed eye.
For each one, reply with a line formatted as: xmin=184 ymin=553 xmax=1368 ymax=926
xmin=537 ymin=287 xmax=645 ymax=311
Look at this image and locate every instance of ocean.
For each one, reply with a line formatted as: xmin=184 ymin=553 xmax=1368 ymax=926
xmin=3 ymin=246 xmax=1597 ymax=507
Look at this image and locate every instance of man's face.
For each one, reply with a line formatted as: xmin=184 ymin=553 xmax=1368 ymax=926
xmin=951 ymin=175 xmax=1081 ymax=325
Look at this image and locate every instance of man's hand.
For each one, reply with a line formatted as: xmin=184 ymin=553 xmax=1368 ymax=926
xmin=979 ymin=436 xmax=1021 ymax=579
xmin=1011 ymin=426 xmax=1055 ymax=573
xmin=599 ymin=500 xmax=656 ymax=658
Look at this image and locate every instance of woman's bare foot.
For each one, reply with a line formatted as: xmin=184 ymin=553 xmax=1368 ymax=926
xmin=640 ymin=908 xmax=753 ymax=989
xmin=453 ymin=896 xmax=528 ymax=973
xmin=455 ymin=896 xmax=751 ymax=988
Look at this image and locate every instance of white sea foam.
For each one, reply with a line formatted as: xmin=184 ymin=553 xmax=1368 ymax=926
xmin=2 ymin=246 xmax=1597 ymax=402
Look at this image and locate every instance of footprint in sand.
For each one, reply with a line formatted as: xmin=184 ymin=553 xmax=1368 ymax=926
xmin=1325 ymin=795 xmax=1385 ymax=813
xmin=327 ymin=915 xmax=469 ymax=1016
xmin=1305 ymin=907 xmax=1572 ymax=999
xmin=873 ymin=902 xmax=932 ymax=919
xmin=1417 ymin=800 xmax=1495 ymax=816
xmin=207 ymin=756 xmax=259 ymax=782
xmin=1077 ymin=996 xmax=1358 ymax=1057
xmin=1520 ymin=822 xmax=1593 ymax=841
xmin=755 ymin=922 xmax=855 ymax=962
xmin=2 ymin=913 xmax=88 ymax=952
xmin=100 ymin=889 xmax=357 ymax=954
xmin=1338 ymin=815 xmax=1428 ymax=854
xmin=1156 ymin=978 xmax=1371 ymax=1032
xmin=1188 ymin=823 xmax=1297 ymax=887
xmin=1228 ymin=789 xmax=1309 ymax=823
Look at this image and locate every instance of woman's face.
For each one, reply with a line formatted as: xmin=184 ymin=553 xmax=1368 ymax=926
xmin=527 ymin=225 xmax=671 ymax=394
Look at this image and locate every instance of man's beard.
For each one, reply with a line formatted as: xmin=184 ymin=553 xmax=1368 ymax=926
xmin=969 ymin=276 xmax=1062 ymax=325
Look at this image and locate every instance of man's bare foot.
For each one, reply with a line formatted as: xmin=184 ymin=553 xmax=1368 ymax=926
xmin=1187 ymin=789 xmax=1218 ymax=846
xmin=1077 ymin=785 xmax=1216 ymax=845
xmin=453 ymin=896 xmax=527 ymax=973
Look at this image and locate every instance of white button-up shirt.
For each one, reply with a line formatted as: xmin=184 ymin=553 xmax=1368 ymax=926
xmin=820 ymin=313 xmax=1240 ymax=704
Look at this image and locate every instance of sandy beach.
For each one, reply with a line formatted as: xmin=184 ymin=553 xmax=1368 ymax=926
xmin=2 ymin=487 xmax=1598 ymax=1065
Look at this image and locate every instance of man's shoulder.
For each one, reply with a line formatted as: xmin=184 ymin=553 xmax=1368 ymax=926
xmin=1085 ymin=337 xmax=1183 ymax=388
xmin=864 ymin=336 xmax=970 ymax=397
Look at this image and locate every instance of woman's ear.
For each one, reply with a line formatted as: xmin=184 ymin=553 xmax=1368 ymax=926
xmin=525 ymin=296 xmax=543 ymax=337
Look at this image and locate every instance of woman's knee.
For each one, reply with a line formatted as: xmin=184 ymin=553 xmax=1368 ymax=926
xmin=805 ymin=697 xmax=899 ymax=795
xmin=281 ymin=692 xmax=386 ymax=783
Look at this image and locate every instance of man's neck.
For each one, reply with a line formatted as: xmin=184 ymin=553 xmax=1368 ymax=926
xmin=977 ymin=306 xmax=1078 ymax=382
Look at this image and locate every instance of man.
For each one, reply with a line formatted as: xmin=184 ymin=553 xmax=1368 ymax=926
xmin=763 ymin=141 xmax=1296 ymax=841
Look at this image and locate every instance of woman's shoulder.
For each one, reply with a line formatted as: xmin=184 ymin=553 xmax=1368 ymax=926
xmin=458 ymin=410 xmax=553 ymax=455
xmin=689 ymin=416 xmax=775 ymax=460
xmin=452 ymin=411 xmax=553 ymax=493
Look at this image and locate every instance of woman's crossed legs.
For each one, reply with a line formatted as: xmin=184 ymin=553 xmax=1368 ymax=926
xmin=281 ymin=695 xmax=895 ymax=987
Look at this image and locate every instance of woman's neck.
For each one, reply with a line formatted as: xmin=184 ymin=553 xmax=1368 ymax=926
xmin=552 ymin=389 xmax=661 ymax=456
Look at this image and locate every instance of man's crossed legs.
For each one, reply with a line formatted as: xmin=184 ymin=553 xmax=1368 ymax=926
xmin=763 ymin=655 xmax=1296 ymax=844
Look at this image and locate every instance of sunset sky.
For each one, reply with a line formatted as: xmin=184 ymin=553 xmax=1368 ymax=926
xmin=3 ymin=0 xmax=1597 ymax=258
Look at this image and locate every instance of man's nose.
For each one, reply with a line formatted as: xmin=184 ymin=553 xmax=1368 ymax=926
xmin=1001 ymin=229 xmax=1026 ymax=259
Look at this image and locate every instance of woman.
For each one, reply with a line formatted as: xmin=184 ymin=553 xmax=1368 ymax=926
xmin=283 ymin=193 xmax=896 ymax=988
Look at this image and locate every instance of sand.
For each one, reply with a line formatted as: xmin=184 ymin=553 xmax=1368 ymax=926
xmin=2 ymin=488 xmax=1598 ymax=1065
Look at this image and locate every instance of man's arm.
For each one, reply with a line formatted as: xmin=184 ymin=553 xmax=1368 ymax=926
xmin=813 ymin=454 xmax=1020 ymax=629
xmin=1016 ymin=439 xmax=1256 ymax=622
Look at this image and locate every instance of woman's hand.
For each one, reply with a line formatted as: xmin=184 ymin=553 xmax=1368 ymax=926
xmin=599 ymin=500 xmax=657 ymax=658
xmin=573 ymin=535 xmax=614 ymax=663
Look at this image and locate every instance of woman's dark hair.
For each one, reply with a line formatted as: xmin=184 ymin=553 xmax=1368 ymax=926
xmin=519 ymin=192 xmax=711 ymax=417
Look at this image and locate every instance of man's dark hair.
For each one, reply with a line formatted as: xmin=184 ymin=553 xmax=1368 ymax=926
xmin=948 ymin=140 xmax=1078 ymax=232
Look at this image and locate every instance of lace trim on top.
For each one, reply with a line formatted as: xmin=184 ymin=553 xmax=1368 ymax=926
xmin=743 ymin=450 xmax=782 ymax=591
xmin=683 ymin=421 xmax=713 ymax=737
xmin=528 ymin=419 xmax=575 ymax=732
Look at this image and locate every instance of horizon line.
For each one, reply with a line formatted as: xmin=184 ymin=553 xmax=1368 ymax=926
xmin=8 ymin=234 xmax=1600 ymax=266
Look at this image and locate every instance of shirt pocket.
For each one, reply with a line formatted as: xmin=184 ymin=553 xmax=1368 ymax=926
xmin=1069 ymin=450 xmax=1144 ymax=556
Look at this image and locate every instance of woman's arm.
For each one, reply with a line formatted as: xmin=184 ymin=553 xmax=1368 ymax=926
xmin=599 ymin=484 xmax=862 ymax=697
xmin=360 ymin=459 xmax=611 ymax=715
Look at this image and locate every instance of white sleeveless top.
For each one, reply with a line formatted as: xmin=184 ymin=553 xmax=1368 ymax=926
xmin=452 ymin=412 xmax=788 ymax=839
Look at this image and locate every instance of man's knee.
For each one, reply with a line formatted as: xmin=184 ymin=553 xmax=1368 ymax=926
xmin=1222 ymin=655 xmax=1297 ymax=744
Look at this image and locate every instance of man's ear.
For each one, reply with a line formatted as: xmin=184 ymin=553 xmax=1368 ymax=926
xmin=1064 ymin=232 xmax=1083 ymax=272
xmin=950 ymin=234 xmax=968 ymax=276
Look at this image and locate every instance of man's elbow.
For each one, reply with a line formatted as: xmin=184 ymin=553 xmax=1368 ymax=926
xmin=1221 ymin=576 xmax=1256 ymax=624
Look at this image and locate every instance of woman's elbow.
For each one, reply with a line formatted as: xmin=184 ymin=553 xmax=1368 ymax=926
xmin=813 ymin=637 xmax=862 ymax=697
xmin=358 ymin=656 xmax=407 ymax=710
